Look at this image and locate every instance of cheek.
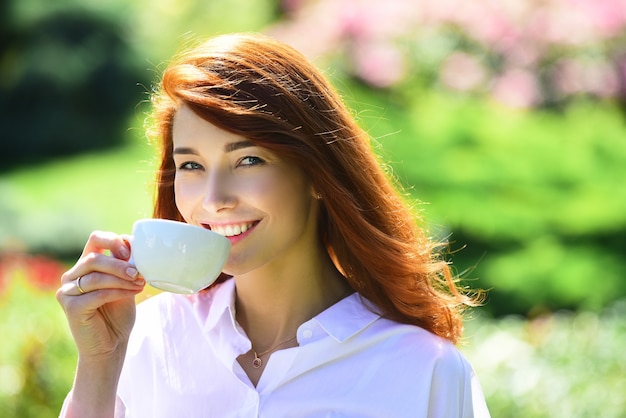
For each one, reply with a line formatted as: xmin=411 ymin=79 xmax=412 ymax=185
xmin=256 ymin=171 xmax=311 ymax=215
xmin=174 ymin=179 xmax=201 ymax=217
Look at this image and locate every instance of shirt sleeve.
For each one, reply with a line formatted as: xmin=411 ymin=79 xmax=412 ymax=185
xmin=427 ymin=346 xmax=491 ymax=418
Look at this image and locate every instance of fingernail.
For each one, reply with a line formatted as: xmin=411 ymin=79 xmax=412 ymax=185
xmin=119 ymin=246 xmax=129 ymax=258
xmin=126 ymin=267 xmax=138 ymax=278
xmin=134 ymin=278 xmax=145 ymax=286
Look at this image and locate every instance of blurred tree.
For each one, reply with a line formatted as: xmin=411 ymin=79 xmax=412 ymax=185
xmin=0 ymin=9 xmax=148 ymax=172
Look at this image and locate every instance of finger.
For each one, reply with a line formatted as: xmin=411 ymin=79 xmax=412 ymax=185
xmin=81 ymin=230 xmax=131 ymax=260
xmin=118 ymin=234 xmax=133 ymax=261
xmin=57 ymin=285 xmax=142 ymax=317
xmin=62 ymin=252 xmax=139 ymax=286
xmin=59 ymin=272 xmax=145 ymax=297
xmin=77 ymin=271 xmax=145 ymax=295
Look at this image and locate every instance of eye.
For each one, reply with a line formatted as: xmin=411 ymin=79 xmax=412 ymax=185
xmin=177 ymin=161 xmax=204 ymax=171
xmin=238 ymin=156 xmax=265 ymax=167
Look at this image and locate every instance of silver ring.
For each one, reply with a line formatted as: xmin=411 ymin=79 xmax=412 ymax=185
xmin=76 ymin=276 xmax=86 ymax=294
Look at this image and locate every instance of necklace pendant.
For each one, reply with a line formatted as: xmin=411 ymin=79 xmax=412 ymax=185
xmin=252 ymin=354 xmax=262 ymax=369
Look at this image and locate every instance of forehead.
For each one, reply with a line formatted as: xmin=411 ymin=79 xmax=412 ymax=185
xmin=172 ymin=105 xmax=245 ymax=147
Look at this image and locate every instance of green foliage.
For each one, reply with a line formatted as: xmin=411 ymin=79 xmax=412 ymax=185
xmin=462 ymin=301 xmax=626 ymax=417
xmin=341 ymin=81 xmax=626 ymax=315
xmin=0 ymin=126 xmax=154 ymax=259
xmin=0 ymin=8 xmax=149 ymax=170
xmin=0 ymin=0 xmax=280 ymax=170
xmin=0 ymin=273 xmax=76 ymax=417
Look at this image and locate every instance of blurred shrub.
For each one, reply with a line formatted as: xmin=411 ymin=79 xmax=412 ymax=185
xmin=0 ymin=181 xmax=96 ymax=259
xmin=0 ymin=254 xmax=75 ymax=418
xmin=0 ymin=9 xmax=148 ymax=171
xmin=271 ymin=0 xmax=626 ymax=108
xmin=342 ymin=82 xmax=626 ymax=315
xmin=463 ymin=300 xmax=626 ymax=417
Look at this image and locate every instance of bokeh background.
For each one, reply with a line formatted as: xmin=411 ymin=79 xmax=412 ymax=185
xmin=1 ymin=0 xmax=625 ymax=416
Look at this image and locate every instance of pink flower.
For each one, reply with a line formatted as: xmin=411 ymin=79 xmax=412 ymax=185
xmin=337 ymin=0 xmax=416 ymax=40
xmin=570 ymin=0 xmax=626 ymax=38
xmin=491 ymin=68 xmax=541 ymax=108
xmin=352 ymin=41 xmax=406 ymax=88
xmin=440 ymin=52 xmax=487 ymax=92
xmin=269 ymin=0 xmax=626 ymax=104
xmin=553 ymin=58 xmax=620 ymax=97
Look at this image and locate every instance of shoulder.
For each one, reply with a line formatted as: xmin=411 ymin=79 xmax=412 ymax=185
xmin=324 ymin=313 xmax=487 ymax=415
xmin=366 ymin=316 xmax=470 ymax=373
xmin=324 ymin=293 xmax=470 ymax=375
xmin=363 ymin=319 xmax=485 ymax=410
xmin=319 ymin=294 xmax=470 ymax=382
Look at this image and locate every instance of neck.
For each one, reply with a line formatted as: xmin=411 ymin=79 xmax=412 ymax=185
xmin=234 ymin=248 xmax=351 ymax=350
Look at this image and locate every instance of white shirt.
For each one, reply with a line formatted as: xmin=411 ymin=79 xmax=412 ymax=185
xmin=110 ymin=279 xmax=489 ymax=417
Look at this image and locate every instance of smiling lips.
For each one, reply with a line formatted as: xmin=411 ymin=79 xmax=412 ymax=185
xmin=204 ymin=222 xmax=258 ymax=237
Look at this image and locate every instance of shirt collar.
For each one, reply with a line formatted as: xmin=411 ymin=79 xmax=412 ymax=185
xmin=313 ymin=292 xmax=381 ymax=342
xmin=201 ymin=278 xmax=381 ymax=343
xmin=201 ymin=278 xmax=238 ymax=334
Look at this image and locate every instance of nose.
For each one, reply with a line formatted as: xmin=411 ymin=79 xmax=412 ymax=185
xmin=202 ymin=168 xmax=236 ymax=213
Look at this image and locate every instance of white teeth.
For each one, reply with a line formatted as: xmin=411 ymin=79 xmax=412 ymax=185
xmin=212 ymin=223 xmax=253 ymax=237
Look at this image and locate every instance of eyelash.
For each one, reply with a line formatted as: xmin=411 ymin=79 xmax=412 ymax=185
xmin=176 ymin=156 xmax=264 ymax=171
xmin=178 ymin=161 xmax=203 ymax=171
xmin=239 ymin=156 xmax=265 ymax=167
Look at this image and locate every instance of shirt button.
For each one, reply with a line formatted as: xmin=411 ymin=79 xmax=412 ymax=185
xmin=302 ymin=329 xmax=313 ymax=339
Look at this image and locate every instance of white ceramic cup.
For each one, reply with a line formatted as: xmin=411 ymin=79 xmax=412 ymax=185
xmin=130 ymin=219 xmax=231 ymax=294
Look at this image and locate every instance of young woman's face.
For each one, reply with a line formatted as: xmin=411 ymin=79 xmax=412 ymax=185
xmin=172 ymin=105 xmax=319 ymax=276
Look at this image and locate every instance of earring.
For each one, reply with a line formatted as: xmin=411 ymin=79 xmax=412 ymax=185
xmin=314 ymin=192 xmax=323 ymax=200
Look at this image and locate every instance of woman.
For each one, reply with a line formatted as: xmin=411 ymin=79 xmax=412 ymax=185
xmin=57 ymin=33 xmax=489 ymax=417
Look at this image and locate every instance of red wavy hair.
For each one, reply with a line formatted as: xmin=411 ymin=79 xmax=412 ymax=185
xmin=149 ymin=33 xmax=480 ymax=343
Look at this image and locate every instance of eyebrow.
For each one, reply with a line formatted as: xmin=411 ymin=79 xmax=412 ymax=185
xmin=172 ymin=147 xmax=199 ymax=156
xmin=173 ymin=141 xmax=255 ymax=156
xmin=224 ymin=140 xmax=255 ymax=153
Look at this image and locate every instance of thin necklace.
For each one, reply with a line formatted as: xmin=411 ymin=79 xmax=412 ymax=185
xmin=251 ymin=335 xmax=297 ymax=369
